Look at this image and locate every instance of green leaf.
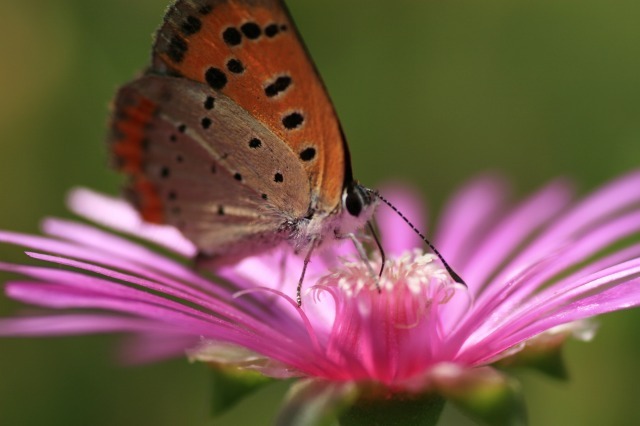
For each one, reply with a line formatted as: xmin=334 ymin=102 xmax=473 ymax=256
xmin=210 ymin=365 xmax=274 ymax=417
xmin=275 ymin=379 xmax=358 ymax=426
xmin=433 ymin=366 xmax=527 ymax=426
xmin=339 ymin=391 xmax=445 ymax=426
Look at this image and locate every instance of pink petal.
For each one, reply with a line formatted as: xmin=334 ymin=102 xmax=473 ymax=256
xmin=434 ymin=174 xmax=510 ymax=269
xmin=0 ymin=314 xmax=168 ymax=336
xmin=489 ymin=170 xmax=640 ymax=290
xmin=376 ymin=183 xmax=429 ymax=256
xmin=66 ymin=188 xmax=197 ymax=257
xmin=462 ymin=179 xmax=574 ymax=291
xmin=472 ymin=278 xmax=640 ymax=364
xmin=41 ymin=219 xmax=230 ymax=298
xmin=117 ymin=332 xmax=199 ymax=364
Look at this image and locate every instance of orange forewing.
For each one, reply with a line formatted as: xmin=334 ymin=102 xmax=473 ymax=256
xmin=152 ymin=0 xmax=346 ymax=210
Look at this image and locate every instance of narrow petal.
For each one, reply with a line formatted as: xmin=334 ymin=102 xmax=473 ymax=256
xmin=0 ymin=230 xmax=230 ymax=301
xmin=488 ymin=170 xmax=640 ymax=291
xmin=468 ymin=209 xmax=640 ymax=340
xmin=0 ymin=314 xmax=168 ymax=336
xmin=42 ymin=218 xmax=218 ymax=295
xmin=118 ymin=332 xmax=200 ymax=364
xmin=67 ymin=188 xmax=197 ymax=256
xmin=435 ymin=174 xmax=509 ymax=271
xmin=476 ymin=278 xmax=640 ymax=364
xmin=462 ymin=179 xmax=573 ymax=291
xmin=376 ymin=183 xmax=429 ymax=256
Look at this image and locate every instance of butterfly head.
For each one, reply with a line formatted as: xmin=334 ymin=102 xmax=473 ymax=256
xmin=336 ymin=181 xmax=378 ymax=236
xmin=343 ymin=182 xmax=374 ymax=217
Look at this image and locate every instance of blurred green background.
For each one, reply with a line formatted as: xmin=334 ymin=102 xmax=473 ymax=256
xmin=1 ymin=0 xmax=639 ymax=424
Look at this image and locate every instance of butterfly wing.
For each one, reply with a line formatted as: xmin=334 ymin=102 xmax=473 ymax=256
xmin=109 ymin=0 xmax=353 ymax=258
xmin=110 ymin=74 xmax=311 ymax=258
xmin=152 ymin=0 xmax=349 ymax=211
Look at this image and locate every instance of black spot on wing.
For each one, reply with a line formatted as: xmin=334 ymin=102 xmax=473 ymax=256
xmin=205 ymin=67 xmax=227 ymax=90
xmin=241 ymin=22 xmax=261 ymax=39
xmin=265 ymin=76 xmax=291 ymax=97
xmin=199 ymin=4 xmax=213 ymax=15
xmin=167 ymin=35 xmax=188 ymax=63
xmin=201 ymin=117 xmax=212 ymax=129
xmin=265 ymin=23 xmax=279 ymax=37
xmin=181 ymin=16 xmax=202 ymax=36
xmin=299 ymin=147 xmax=316 ymax=161
xmin=282 ymin=112 xmax=304 ymax=130
xmin=223 ymin=27 xmax=242 ymax=46
xmin=226 ymin=59 xmax=244 ymax=74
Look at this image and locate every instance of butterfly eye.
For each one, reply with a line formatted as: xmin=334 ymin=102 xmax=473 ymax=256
xmin=343 ymin=183 xmax=370 ymax=217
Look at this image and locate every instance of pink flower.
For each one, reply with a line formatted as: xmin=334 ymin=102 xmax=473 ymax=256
xmin=2 ymin=172 xmax=640 ymax=424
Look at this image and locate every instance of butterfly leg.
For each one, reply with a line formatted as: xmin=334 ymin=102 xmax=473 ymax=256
xmin=367 ymin=221 xmax=386 ymax=278
xmin=296 ymin=239 xmax=317 ymax=307
xmin=344 ymin=233 xmax=382 ymax=294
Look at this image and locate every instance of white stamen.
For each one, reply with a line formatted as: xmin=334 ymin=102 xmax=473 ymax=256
xmin=317 ymin=249 xmax=456 ymax=300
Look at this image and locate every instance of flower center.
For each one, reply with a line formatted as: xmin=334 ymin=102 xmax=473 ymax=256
xmin=317 ymin=249 xmax=457 ymax=303
xmin=307 ymin=249 xmax=470 ymax=382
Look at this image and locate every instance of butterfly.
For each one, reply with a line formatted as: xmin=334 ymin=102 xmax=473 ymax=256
xmin=108 ymin=0 xmax=378 ymax=305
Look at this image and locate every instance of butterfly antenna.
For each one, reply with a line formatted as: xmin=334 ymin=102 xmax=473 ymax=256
xmin=369 ymin=190 xmax=466 ymax=287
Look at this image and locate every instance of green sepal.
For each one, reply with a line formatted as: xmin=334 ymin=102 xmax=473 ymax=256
xmin=339 ymin=388 xmax=445 ymax=426
xmin=209 ymin=364 xmax=274 ymax=417
xmin=433 ymin=366 xmax=527 ymax=426
xmin=495 ymin=340 xmax=568 ymax=380
xmin=495 ymin=320 xmax=598 ymax=380
xmin=275 ymin=379 xmax=358 ymax=426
